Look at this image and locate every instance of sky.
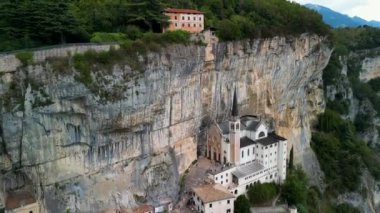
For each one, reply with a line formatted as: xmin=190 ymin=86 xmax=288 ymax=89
xmin=291 ymin=0 xmax=380 ymax=21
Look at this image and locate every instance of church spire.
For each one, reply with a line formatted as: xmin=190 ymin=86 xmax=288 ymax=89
xmin=232 ymin=87 xmax=238 ymax=117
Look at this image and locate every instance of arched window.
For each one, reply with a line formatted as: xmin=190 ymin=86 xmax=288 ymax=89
xmin=234 ymin=189 xmax=238 ymax=194
xmin=259 ymin=131 xmax=265 ymax=138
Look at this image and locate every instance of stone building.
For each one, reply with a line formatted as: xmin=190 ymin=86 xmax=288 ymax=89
xmin=205 ymin=89 xmax=287 ymax=197
xmin=164 ymin=8 xmax=204 ymax=33
xmin=5 ymin=191 xmax=40 ymax=213
xmin=192 ymin=183 xmax=235 ymax=213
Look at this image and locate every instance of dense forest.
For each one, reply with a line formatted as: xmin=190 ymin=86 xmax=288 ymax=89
xmin=0 ymin=0 xmax=330 ymax=52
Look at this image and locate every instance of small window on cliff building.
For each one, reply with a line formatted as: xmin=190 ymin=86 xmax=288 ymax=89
xmin=259 ymin=132 xmax=265 ymax=138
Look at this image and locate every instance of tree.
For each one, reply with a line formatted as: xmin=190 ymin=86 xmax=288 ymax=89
xmin=289 ymin=146 xmax=294 ymax=171
xmin=234 ymin=195 xmax=250 ymax=213
xmin=282 ymin=167 xmax=307 ymax=206
xmin=126 ymin=0 xmax=169 ymax=32
xmin=247 ymin=182 xmax=278 ymax=205
xmin=0 ymin=0 xmax=85 ymax=50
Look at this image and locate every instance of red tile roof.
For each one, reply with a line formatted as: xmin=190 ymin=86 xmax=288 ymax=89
xmin=5 ymin=191 xmax=36 ymax=210
xmin=165 ymin=8 xmax=204 ymax=14
xmin=133 ymin=204 xmax=154 ymax=213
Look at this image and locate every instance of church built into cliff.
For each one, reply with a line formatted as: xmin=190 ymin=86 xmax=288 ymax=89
xmin=197 ymin=88 xmax=287 ymax=200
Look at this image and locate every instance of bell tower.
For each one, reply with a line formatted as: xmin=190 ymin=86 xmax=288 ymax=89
xmin=230 ymin=88 xmax=240 ymax=165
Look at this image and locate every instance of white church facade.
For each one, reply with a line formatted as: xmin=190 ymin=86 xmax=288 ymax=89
xmin=205 ymin=89 xmax=287 ymax=197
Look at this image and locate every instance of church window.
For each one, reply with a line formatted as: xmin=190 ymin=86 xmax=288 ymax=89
xmin=248 ymin=149 xmax=250 ymax=156
xmin=259 ymin=132 xmax=265 ymax=137
xmin=221 ymin=181 xmax=223 ymax=184
xmin=270 ymin=145 xmax=273 ymax=148
xmin=236 ymin=123 xmax=240 ymax=129
xmin=216 ymin=177 xmax=218 ymax=180
xmin=241 ymin=150 xmax=244 ymax=158
xmin=234 ymin=190 xmax=238 ymax=194
xmin=231 ymin=124 xmax=234 ymax=130
xmin=209 ymin=204 xmax=212 ymax=208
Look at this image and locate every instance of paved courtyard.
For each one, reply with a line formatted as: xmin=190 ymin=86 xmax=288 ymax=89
xmin=173 ymin=156 xmax=213 ymax=212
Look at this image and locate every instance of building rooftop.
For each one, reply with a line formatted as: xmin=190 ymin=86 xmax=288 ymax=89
xmin=208 ymin=163 xmax=234 ymax=175
xmin=255 ymin=132 xmax=286 ymax=146
xmin=133 ymin=204 xmax=154 ymax=213
xmin=240 ymin=136 xmax=256 ymax=148
xmin=165 ymin=8 xmax=204 ymax=14
xmin=218 ymin=121 xmax=230 ymax=135
xmin=193 ymin=184 xmax=235 ymax=203
xmin=5 ymin=191 xmax=36 ymax=210
xmin=240 ymin=115 xmax=261 ymax=131
xmin=232 ymin=161 xmax=264 ymax=178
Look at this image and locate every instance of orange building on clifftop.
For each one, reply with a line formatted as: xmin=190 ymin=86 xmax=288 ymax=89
xmin=164 ymin=8 xmax=204 ymax=33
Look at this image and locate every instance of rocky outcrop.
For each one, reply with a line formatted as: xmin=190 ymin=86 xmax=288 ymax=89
xmin=0 ymin=34 xmax=331 ymax=212
xmin=360 ymin=54 xmax=380 ymax=82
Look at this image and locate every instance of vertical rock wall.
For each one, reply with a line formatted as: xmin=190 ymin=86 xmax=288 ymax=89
xmin=0 ymin=34 xmax=331 ymax=212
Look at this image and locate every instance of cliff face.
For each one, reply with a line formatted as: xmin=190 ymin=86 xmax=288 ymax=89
xmin=0 ymin=35 xmax=331 ymax=212
xmin=326 ymin=50 xmax=380 ymax=212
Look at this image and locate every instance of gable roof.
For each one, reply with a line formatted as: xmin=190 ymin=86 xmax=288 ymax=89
xmin=255 ymin=132 xmax=286 ymax=146
xmin=218 ymin=121 xmax=230 ymax=135
xmin=240 ymin=115 xmax=262 ymax=131
xmin=240 ymin=136 xmax=256 ymax=148
xmin=193 ymin=184 xmax=235 ymax=203
xmin=165 ymin=8 xmax=204 ymax=14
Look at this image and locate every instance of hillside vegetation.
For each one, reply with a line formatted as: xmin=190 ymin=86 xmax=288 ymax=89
xmin=314 ymin=26 xmax=380 ymax=204
xmin=0 ymin=0 xmax=330 ymax=51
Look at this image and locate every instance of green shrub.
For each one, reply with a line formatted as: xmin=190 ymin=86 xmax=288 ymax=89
xmin=247 ymin=182 xmax=278 ymax=205
xmin=161 ymin=30 xmax=191 ymax=44
xmin=368 ymin=77 xmax=380 ymax=92
xmin=90 ymin=32 xmax=128 ymax=43
xmin=234 ymin=195 xmax=250 ymax=213
xmin=282 ymin=167 xmax=308 ymax=206
xmin=73 ymin=52 xmax=93 ymax=86
xmin=216 ymin=19 xmax=242 ymax=41
xmin=326 ymin=100 xmax=349 ymax=115
xmin=333 ymin=203 xmax=360 ymax=213
xmin=123 ymin=25 xmax=143 ymax=40
xmin=15 ymin=51 xmax=33 ymax=66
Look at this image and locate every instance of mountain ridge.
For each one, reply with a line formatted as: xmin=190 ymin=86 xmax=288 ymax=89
xmin=305 ymin=3 xmax=380 ymax=28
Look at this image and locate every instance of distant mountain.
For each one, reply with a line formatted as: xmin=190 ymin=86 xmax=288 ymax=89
xmin=305 ymin=4 xmax=380 ymax=28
